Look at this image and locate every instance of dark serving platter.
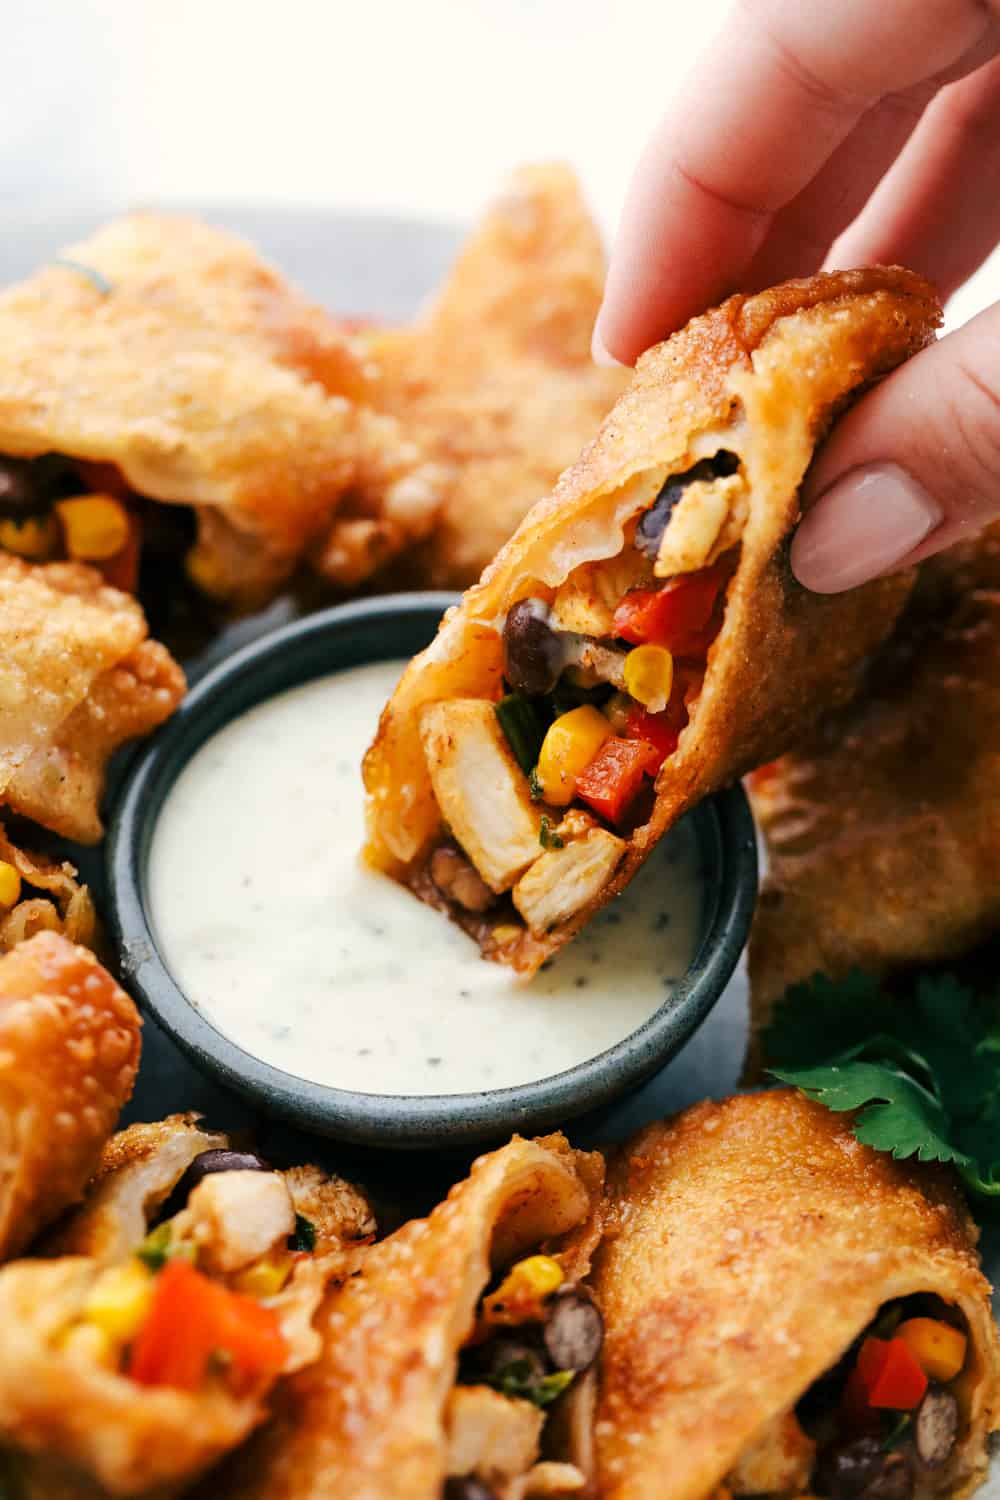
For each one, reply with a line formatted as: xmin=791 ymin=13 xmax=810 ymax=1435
xmin=2 ymin=204 xmax=997 ymax=1396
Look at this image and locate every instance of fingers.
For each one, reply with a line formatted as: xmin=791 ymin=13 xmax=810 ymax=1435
xmin=791 ymin=300 xmax=1000 ymax=592
xmin=595 ymin=0 xmax=997 ymax=365
xmin=829 ymin=55 xmax=1000 ymax=298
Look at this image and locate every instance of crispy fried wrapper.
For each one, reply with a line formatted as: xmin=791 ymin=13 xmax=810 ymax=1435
xmin=0 ymin=820 xmax=100 ymax=954
xmin=317 ymin=164 xmax=628 ymax=589
xmin=0 ymin=215 xmax=441 ymax=606
xmin=202 ymin=1133 xmax=604 ymax=1500
xmin=747 ymin=522 xmax=1000 ymax=1042
xmin=591 ymin=1090 xmax=1000 ymax=1500
xmin=0 ymin=556 xmax=185 ymax=842
xmin=364 ymin=268 xmax=940 ymax=973
xmin=0 ymin=1118 xmax=377 ymax=1496
xmin=0 ymin=933 xmax=140 ymax=1262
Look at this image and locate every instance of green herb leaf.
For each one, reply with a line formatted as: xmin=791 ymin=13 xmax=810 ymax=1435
xmin=135 ymin=1222 xmax=198 ymax=1271
xmin=539 ymin=816 xmax=564 ymax=851
xmin=882 ymin=1412 xmax=911 ymax=1451
xmin=764 ymin=968 xmax=1000 ymax=1199
xmin=529 ymin=768 xmax=544 ymax=801
xmin=486 ymin=1361 xmax=576 ymax=1407
xmin=496 ymin=693 xmax=547 ymax=778
xmin=51 ymin=256 xmax=113 ymax=294
xmin=290 ymin=1213 xmax=316 ymax=1253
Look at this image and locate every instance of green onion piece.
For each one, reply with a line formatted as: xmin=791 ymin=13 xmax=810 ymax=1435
xmin=51 ymin=257 xmax=114 ymax=295
xmin=539 ymin=816 xmax=564 ymax=851
xmin=290 ymin=1213 xmax=316 ymax=1253
xmin=495 ymin=693 xmax=546 ymax=777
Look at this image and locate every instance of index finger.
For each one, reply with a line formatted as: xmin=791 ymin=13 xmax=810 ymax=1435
xmin=595 ymin=0 xmax=995 ymax=364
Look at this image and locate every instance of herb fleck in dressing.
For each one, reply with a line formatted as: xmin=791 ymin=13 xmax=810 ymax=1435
xmin=149 ymin=661 xmax=703 ymax=1095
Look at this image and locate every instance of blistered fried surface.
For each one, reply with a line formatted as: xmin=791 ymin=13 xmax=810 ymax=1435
xmin=0 ymin=933 xmax=140 ymax=1261
xmin=748 ymin=523 xmax=1000 ymax=1037
xmin=205 ymin=1133 xmax=603 ymax=1500
xmin=592 ymin=1090 xmax=1000 ymax=1500
xmin=0 ymin=556 xmax=184 ymax=842
xmin=364 ymin=267 xmax=940 ymax=970
xmin=322 ymin=164 xmax=627 ymax=589
xmin=0 ymin=214 xmax=438 ymax=605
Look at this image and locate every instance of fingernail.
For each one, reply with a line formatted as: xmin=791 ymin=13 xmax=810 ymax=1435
xmin=591 ymin=321 xmax=623 ymax=368
xmin=791 ymin=463 xmax=943 ymax=593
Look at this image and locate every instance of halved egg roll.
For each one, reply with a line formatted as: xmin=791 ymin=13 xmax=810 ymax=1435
xmin=0 ymin=1117 xmax=376 ymax=1496
xmin=203 ymin=1133 xmax=604 ymax=1500
xmin=747 ymin=522 xmax=1000 ymax=1037
xmin=0 ymin=214 xmax=440 ymax=606
xmin=591 ymin=1090 xmax=1000 ymax=1500
xmin=0 ymin=933 xmax=140 ymax=1262
xmin=0 ymin=820 xmax=99 ymax=954
xmin=318 ymin=163 xmax=628 ymax=588
xmin=364 ymin=268 xmax=939 ymax=973
xmin=0 ymin=555 xmax=185 ymax=843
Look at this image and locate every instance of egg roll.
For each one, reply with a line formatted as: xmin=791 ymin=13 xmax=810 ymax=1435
xmin=0 ymin=1118 xmax=376 ymax=1496
xmin=747 ymin=522 xmax=1000 ymax=1038
xmin=0 ymin=214 xmax=441 ymax=606
xmin=0 ymin=933 xmax=140 ymax=1262
xmin=317 ymin=163 xmax=629 ymax=589
xmin=364 ymin=267 xmax=939 ymax=973
xmin=0 ymin=820 xmax=99 ymax=954
xmin=0 ymin=555 xmax=185 ymax=843
xmin=592 ymin=1090 xmax=1000 ymax=1500
xmin=203 ymin=1133 xmax=604 ymax=1500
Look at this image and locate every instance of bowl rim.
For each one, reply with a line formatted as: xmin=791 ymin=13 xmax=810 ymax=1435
xmin=106 ymin=593 xmax=757 ymax=1149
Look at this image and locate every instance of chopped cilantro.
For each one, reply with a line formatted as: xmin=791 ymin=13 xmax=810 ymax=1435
xmin=290 ymin=1213 xmax=316 ymax=1252
xmin=51 ymin=256 xmax=113 ymax=294
xmin=539 ymin=816 xmax=564 ymax=851
xmin=486 ymin=1359 xmax=575 ymax=1407
xmin=529 ymin=768 xmax=544 ymax=801
xmin=135 ymin=1222 xmax=197 ymax=1271
xmin=764 ymin=971 xmax=1000 ymax=1199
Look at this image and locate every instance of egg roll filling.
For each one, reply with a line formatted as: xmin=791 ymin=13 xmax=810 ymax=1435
xmin=49 ymin=1150 xmax=335 ymax=1398
xmin=418 ymin=452 xmax=741 ymax=942
xmin=722 ymin=1295 xmax=972 ymax=1500
xmin=447 ymin=1253 xmax=605 ymax=1500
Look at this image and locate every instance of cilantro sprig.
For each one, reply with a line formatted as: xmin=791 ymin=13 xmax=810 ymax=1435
xmin=763 ymin=970 xmax=1000 ymax=1198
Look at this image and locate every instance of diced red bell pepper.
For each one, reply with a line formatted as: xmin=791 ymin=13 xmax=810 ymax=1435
xmin=613 ymin=563 xmax=728 ymax=655
xmin=626 ymin=707 xmax=680 ymax=773
xmin=97 ymin=510 xmax=143 ymax=594
xmin=854 ymin=1336 xmax=929 ymax=1411
xmin=575 ymin=736 xmax=661 ymax=823
xmin=128 ymin=1260 xmax=287 ymax=1393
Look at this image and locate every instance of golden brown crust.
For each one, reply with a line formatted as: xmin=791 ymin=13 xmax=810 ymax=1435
xmin=0 ymin=555 xmax=185 ymax=843
xmin=0 ymin=822 xmax=100 ymax=956
xmin=365 ymin=267 xmax=940 ymax=970
xmin=323 ymin=163 xmax=628 ymax=589
xmin=0 ymin=933 xmax=140 ymax=1261
xmin=0 ymin=214 xmax=439 ymax=606
xmin=748 ymin=522 xmax=1000 ymax=1042
xmin=591 ymin=1090 xmax=1000 ymax=1500
xmin=204 ymin=1133 xmax=604 ymax=1500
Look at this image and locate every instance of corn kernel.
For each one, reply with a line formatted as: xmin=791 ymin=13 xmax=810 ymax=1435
xmin=56 ymin=495 xmax=131 ymax=562
xmin=0 ymin=515 xmax=59 ymax=560
xmin=535 ymin=707 xmax=612 ymax=807
xmin=483 ymin=1254 xmax=565 ymax=1326
xmin=0 ymin=862 xmax=21 ymax=910
xmin=59 ymin=1320 xmax=116 ymax=1368
xmin=896 ymin=1317 xmax=967 ymax=1383
xmin=83 ymin=1258 xmax=155 ymax=1342
xmin=233 ymin=1257 xmax=292 ymax=1299
xmin=624 ymin=644 xmax=674 ymax=712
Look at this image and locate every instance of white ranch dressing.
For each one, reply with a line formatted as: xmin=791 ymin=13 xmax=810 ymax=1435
xmin=149 ymin=660 xmax=703 ymax=1096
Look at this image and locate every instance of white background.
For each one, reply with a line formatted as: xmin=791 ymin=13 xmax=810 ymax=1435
xmin=3 ymin=0 xmax=997 ymax=332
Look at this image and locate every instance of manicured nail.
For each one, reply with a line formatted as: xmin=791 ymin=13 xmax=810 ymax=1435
xmin=591 ymin=322 xmax=623 ymax=368
xmin=791 ymin=464 xmax=943 ymax=593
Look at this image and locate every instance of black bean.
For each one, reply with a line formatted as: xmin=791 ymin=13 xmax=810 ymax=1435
xmin=444 ymin=1479 xmax=497 ymax=1500
xmin=502 ymin=599 xmax=564 ymax=698
xmin=635 ymin=451 xmax=740 ymax=561
xmin=158 ymin=1148 xmax=271 ymax=1220
xmin=543 ymin=1286 xmax=604 ymax=1373
xmin=817 ymin=1436 xmax=913 ymax=1500
xmin=914 ymin=1385 xmax=959 ymax=1468
xmin=473 ymin=1336 xmax=549 ymax=1388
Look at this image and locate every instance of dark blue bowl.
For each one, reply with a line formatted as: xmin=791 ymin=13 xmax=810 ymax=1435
xmin=106 ymin=594 xmax=757 ymax=1150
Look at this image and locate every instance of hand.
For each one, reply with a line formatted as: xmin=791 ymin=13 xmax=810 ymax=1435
xmin=594 ymin=0 xmax=1000 ymax=592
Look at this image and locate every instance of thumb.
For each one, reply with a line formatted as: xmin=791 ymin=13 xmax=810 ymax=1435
xmin=791 ymin=300 xmax=1000 ymax=592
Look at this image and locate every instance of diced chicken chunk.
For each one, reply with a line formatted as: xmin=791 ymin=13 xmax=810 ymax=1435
xmin=513 ymin=828 xmax=626 ymax=934
xmin=518 ymin=1461 xmax=587 ymax=1498
xmin=446 ymin=1384 xmax=543 ymax=1481
xmin=180 ymin=1170 xmax=296 ymax=1274
xmin=726 ymin=1409 xmax=815 ymax=1495
xmin=654 ymin=472 xmax=746 ymax=576
xmin=420 ymin=699 xmax=542 ymax=892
